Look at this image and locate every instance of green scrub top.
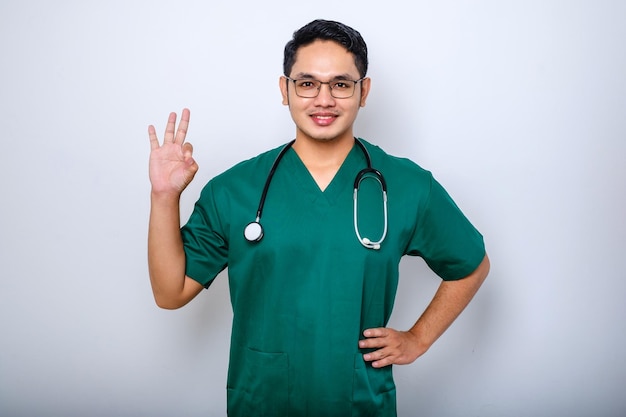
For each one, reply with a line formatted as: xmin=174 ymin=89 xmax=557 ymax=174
xmin=181 ymin=139 xmax=485 ymax=417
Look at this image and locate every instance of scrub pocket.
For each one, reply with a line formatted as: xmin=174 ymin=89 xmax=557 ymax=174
xmin=227 ymin=348 xmax=289 ymax=417
xmin=352 ymin=354 xmax=397 ymax=417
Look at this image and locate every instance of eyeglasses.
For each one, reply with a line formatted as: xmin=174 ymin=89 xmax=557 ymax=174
xmin=285 ymin=76 xmax=364 ymax=99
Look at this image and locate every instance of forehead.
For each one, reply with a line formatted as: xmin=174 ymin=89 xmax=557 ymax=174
xmin=290 ymin=40 xmax=359 ymax=78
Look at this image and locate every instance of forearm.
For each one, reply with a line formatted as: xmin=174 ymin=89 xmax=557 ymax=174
xmin=408 ymin=254 xmax=490 ymax=353
xmin=147 ymin=192 xmax=192 ymax=309
xmin=360 ymin=255 xmax=490 ymax=367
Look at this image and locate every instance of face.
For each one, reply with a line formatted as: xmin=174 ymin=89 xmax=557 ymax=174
xmin=280 ymin=40 xmax=371 ymax=144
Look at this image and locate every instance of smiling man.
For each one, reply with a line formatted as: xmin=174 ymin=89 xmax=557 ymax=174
xmin=147 ymin=19 xmax=489 ymax=417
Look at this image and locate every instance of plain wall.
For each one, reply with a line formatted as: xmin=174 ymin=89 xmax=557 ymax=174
xmin=1 ymin=1 xmax=625 ymax=416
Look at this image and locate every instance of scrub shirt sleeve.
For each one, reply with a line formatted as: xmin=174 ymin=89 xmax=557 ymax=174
xmin=180 ymin=181 xmax=229 ymax=288
xmin=406 ymin=173 xmax=485 ymax=280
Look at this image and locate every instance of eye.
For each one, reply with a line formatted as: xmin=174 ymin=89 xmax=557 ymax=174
xmin=297 ymin=80 xmax=317 ymax=89
xmin=332 ymin=81 xmax=351 ymax=89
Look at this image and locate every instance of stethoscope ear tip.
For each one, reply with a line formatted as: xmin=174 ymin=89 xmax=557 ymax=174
xmin=360 ymin=237 xmax=381 ymax=250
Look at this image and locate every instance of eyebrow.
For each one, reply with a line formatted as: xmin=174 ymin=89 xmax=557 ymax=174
xmin=293 ymin=72 xmax=359 ymax=81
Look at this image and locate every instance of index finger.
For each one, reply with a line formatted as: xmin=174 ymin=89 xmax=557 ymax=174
xmin=163 ymin=111 xmax=178 ymax=143
xmin=174 ymin=108 xmax=191 ymax=144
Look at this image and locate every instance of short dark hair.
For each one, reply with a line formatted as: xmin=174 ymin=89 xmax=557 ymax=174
xmin=283 ymin=19 xmax=368 ymax=78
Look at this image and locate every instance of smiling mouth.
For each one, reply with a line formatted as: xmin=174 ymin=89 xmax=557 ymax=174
xmin=311 ymin=114 xmax=338 ymax=125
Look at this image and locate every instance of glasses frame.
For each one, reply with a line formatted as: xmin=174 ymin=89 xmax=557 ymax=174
xmin=285 ymin=76 xmax=365 ymax=99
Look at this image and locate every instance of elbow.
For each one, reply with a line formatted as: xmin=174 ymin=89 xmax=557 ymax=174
xmin=151 ymin=279 xmax=201 ymax=309
xmin=152 ymin=287 xmax=193 ymax=310
xmin=155 ymin=298 xmax=179 ymax=310
xmin=149 ymin=271 xmax=199 ymax=310
xmin=154 ymin=295 xmax=188 ymax=310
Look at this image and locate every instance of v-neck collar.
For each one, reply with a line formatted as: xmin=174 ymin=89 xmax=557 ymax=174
xmin=283 ymin=142 xmax=366 ymax=206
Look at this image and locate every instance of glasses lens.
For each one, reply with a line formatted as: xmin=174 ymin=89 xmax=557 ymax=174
xmin=294 ymin=79 xmax=320 ymax=98
xmin=329 ymin=80 xmax=356 ymax=98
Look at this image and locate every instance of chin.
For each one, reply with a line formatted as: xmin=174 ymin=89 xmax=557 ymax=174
xmin=302 ymin=128 xmax=350 ymax=143
xmin=310 ymin=136 xmax=339 ymax=143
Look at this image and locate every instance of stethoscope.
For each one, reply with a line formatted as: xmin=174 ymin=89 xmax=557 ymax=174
xmin=243 ymin=138 xmax=388 ymax=250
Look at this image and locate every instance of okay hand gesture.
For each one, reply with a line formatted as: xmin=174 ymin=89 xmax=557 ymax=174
xmin=148 ymin=109 xmax=198 ymax=195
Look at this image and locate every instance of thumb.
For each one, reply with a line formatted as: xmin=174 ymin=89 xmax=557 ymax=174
xmin=182 ymin=143 xmax=198 ymax=171
xmin=182 ymin=142 xmax=194 ymax=159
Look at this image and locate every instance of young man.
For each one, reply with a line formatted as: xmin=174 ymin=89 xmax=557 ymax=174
xmin=148 ymin=19 xmax=489 ymax=417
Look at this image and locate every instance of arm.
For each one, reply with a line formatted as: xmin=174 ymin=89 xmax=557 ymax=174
xmin=360 ymin=254 xmax=490 ymax=368
xmin=147 ymin=109 xmax=204 ymax=309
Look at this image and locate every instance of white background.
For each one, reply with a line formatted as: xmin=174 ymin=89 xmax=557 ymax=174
xmin=1 ymin=1 xmax=625 ymax=416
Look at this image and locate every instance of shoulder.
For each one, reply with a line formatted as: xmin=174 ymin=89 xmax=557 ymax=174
xmin=358 ymin=138 xmax=433 ymax=185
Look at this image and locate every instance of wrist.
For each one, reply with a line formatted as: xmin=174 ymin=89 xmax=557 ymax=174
xmin=408 ymin=325 xmax=435 ymax=354
xmin=150 ymin=189 xmax=182 ymax=205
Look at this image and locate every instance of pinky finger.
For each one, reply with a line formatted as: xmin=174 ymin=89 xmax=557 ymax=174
xmin=372 ymin=357 xmax=393 ymax=368
xmin=148 ymin=125 xmax=160 ymax=150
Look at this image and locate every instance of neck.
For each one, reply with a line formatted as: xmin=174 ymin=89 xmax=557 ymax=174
xmin=292 ymin=135 xmax=355 ymax=191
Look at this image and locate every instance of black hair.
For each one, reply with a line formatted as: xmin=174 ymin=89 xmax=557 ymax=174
xmin=283 ymin=19 xmax=368 ymax=78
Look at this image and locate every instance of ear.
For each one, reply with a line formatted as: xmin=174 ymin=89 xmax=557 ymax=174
xmin=359 ymin=77 xmax=371 ymax=107
xmin=279 ymin=76 xmax=289 ymax=106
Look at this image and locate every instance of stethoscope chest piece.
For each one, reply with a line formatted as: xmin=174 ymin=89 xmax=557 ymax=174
xmin=244 ymin=221 xmax=264 ymax=242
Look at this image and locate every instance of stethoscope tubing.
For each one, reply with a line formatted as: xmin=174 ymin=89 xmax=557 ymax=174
xmin=244 ymin=138 xmax=388 ymax=249
xmin=254 ymin=139 xmax=296 ymax=222
xmin=243 ymin=139 xmax=295 ymax=242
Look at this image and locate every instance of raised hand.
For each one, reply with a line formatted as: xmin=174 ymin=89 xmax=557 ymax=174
xmin=148 ymin=108 xmax=198 ymax=195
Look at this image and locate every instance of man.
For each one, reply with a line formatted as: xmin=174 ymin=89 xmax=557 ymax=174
xmin=148 ymin=19 xmax=489 ymax=417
